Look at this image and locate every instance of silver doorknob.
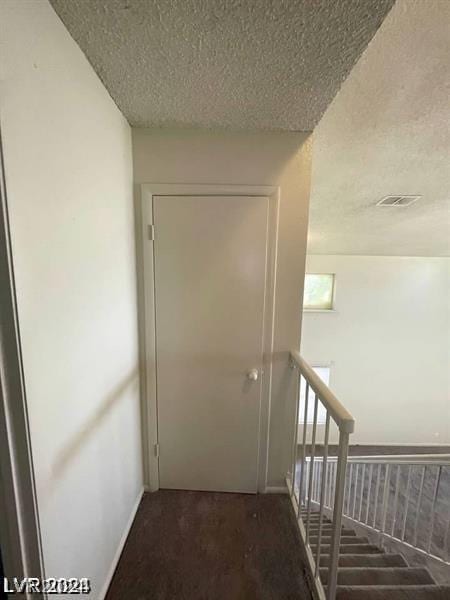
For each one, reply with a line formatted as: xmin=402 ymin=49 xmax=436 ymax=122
xmin=247 ymin=368 xmax=259 ymax=381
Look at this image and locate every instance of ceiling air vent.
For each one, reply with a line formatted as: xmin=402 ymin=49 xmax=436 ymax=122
xmin=376 ymin=195 xmax=421 ymax=207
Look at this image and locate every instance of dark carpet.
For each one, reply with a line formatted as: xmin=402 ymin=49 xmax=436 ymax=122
xmin=106 ymin=490 xmax=312 ymax=600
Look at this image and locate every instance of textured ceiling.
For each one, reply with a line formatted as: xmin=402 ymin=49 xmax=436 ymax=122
xmin=50 ymin=0 xmax=394 ymax=130
xmin=308 ymin=0 xmax=450 ymax=257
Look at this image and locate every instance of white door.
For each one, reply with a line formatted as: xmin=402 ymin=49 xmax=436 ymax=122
xmin=153 ymin=195 xmax=269 ymax=493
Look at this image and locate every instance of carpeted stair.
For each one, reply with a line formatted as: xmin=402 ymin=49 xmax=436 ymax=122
xmin=301 ymin=511 xmax=450 ymax=599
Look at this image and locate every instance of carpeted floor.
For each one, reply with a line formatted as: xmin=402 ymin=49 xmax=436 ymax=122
xmin=106 ymin=490 xmax=312 ymax=600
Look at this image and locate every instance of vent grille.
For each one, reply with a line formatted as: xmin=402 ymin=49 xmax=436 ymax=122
xmin=377 ymin=195 xmax=421 ymax=207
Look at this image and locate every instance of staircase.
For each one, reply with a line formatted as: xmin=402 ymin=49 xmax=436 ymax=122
xmin=303 ymin=510 xmax=450 ymax=599
xmin=288 ymin=353 xmax=450 ymax=599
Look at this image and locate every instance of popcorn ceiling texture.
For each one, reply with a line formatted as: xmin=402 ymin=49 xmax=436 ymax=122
xmin=308 ymin=0 xmax=450 ymax=256
xmin=50 ymin=0 xmax=394 ymax=130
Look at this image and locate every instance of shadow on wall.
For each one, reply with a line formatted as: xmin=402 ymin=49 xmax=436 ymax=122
xmin=50 ymin=368 xmax=139 ymax=484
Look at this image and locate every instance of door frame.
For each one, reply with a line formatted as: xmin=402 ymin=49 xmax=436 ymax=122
xmin=139 ymin=184 xmax=280 ymax=493
xmin=0 ymin=130 xmax=45 ymax=594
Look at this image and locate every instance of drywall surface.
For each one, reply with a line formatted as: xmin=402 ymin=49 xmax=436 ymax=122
xmin=301 ymin=255 xmax=450 ymax=445
xmin=0 ymin=1 xmax=142 ymax=596
xmin=133 ymin=128 xmax=312 ymax=488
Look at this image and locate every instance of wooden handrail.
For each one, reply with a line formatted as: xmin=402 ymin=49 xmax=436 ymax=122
xmin=289 ymin=350 xmax=356 ymax=599
xmin=290 ymin=350 xmax=355 ymax=434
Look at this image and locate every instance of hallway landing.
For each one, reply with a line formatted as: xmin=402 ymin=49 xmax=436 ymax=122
xmin=106 ymin=490 xmax=312 ymax=600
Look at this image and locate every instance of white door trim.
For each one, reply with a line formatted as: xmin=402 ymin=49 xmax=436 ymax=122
xmin=139 ymin=184 xmax=280 ymax=493
xmin=0 ymin=132 xmax=45 ymax=593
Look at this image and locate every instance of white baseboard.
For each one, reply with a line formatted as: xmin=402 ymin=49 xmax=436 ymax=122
xmin=98 ymin=487 xmax=144 ymax=600
xmin=264 ymin=484 xmax=288 ymax=494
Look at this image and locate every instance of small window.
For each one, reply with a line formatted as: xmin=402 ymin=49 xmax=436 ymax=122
xmin=298 ymin=366 xmax=330 ymax=425
xmin=303 ymin=273 xmax=335 ymax=311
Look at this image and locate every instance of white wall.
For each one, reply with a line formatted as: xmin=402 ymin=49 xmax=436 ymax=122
xmin=301 ymin=255 xmax=450 ymax=446
xmin=0 ymin=1 xmax=142 ymax=597
xmin=132 ymin=128 xmax=312 ymax=488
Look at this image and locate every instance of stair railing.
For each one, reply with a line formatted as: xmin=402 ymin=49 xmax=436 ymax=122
xmin=308 ymin=454 xmax=450 ymax=566
xmin=287 ymin=351 xmax=355 ymax=600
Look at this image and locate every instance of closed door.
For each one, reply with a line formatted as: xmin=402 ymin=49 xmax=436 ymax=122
xmin=153 ymin=195 xmax=269 ymax=493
